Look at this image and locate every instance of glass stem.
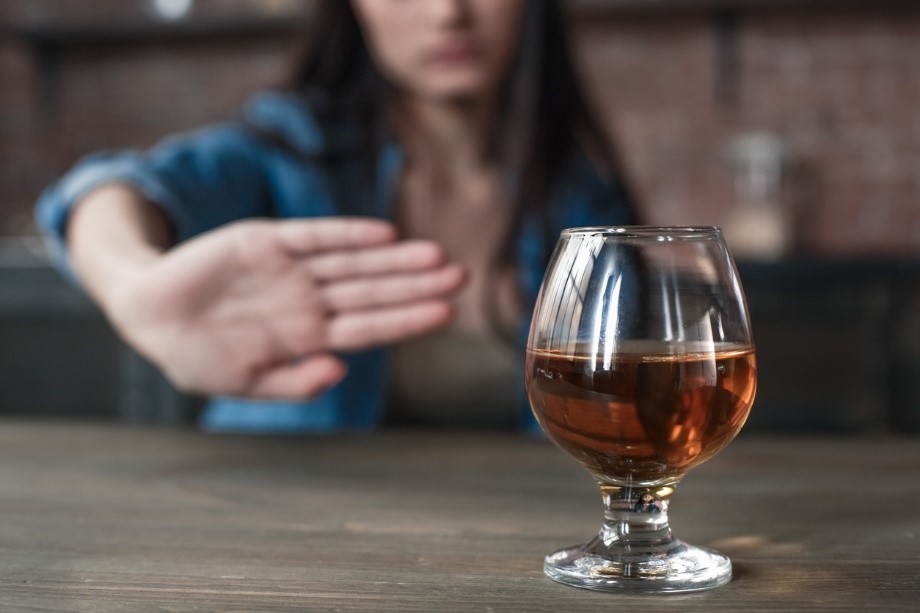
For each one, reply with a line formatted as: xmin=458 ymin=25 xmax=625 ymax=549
xmin=543 ymin=481 xmax=732 ymax=591
xmin=597 ymin=484 xmax=677 ymax=550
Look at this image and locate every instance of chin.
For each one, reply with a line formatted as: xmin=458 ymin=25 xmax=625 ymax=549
xmin=420 ymin=79 xmax=493 ymax=103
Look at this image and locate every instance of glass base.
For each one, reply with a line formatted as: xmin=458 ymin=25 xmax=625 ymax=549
xmin=544 ymin=537 xmax=732 ymax=593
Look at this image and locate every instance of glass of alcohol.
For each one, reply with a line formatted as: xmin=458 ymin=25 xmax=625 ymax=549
xmin=525 ymin=226 xmax=757 ymax=593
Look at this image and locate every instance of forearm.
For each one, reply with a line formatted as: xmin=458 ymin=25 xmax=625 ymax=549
xmin=66 ymin=183 xmax=172 ymax=313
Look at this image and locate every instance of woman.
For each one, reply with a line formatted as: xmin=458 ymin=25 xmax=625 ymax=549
xmin=634 ymin=493 xmax=662 ymax=514
xmin=36 ymin=0 xmax=636 ymax=432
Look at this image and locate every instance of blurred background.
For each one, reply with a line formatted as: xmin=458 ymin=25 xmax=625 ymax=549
xmin=1 ymin=0 xmax=918 ymax=432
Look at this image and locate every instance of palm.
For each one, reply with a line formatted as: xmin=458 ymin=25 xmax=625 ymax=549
xmin=110 ymin=218 xmax=465 ymax=399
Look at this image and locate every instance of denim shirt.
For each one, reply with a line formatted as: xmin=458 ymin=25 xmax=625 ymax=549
xmin=36 ymin=91 xmax=635 ymax=432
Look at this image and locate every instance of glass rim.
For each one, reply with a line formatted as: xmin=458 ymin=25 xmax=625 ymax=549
xmin=561 ymin=225 xmax=723 ymax=240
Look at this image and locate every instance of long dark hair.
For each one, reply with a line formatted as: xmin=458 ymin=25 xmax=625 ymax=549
xmin=281 ymin=0 xmax=634 ymax=340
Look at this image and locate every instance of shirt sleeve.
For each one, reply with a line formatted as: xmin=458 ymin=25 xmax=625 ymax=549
xmin=35 ymin=123 xmax=270 ymax=281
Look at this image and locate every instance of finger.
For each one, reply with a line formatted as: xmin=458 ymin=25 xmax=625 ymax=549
xmin=276 ymin=217 xmax=397 ymax=255
xmin=322 ymin=264 xmax=467 ymax=311
xmin=328 ymin=301 xmax=455 ymax=351
xmin=244 ymin=354 xmax=348 ymax=400
xmin=308 ymin=240 xmax=448 ymax=281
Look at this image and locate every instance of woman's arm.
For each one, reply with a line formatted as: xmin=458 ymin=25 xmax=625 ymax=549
xmin=67 ymin=183 xmax=172 ymax=310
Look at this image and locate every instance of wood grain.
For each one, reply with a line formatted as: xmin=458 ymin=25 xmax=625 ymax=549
xmin=0 ymin=422 xmax=917 ymax=611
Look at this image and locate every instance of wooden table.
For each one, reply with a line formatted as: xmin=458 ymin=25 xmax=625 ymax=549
xmin=0 ymin=422 xmax=917 ymax=611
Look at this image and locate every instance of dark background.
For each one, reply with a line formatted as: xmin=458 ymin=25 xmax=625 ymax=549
xmin=1 ymin=0 xmax=918 ymax=432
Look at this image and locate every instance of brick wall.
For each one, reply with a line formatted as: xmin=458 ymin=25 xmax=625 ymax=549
xmin=0 ymin=0 xmax=300 ymax=236
xmin=2 ymin=1 xmax=919 ymax=255
xmin=575 ymin=3 xmax=920 ymax=255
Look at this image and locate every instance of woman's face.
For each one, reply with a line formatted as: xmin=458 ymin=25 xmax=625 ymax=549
xmin=351 ymin=0 xmax=525 ymax=103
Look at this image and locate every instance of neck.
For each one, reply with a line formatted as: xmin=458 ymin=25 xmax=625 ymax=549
xmin=394 ymin=96 xmax=497 ymax=182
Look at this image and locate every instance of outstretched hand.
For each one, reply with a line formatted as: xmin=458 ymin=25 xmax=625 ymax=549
xmin=105 ymin=217 xmax=466 ymax=399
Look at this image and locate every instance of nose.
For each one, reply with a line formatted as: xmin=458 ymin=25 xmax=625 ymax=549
xmin=424 ymin=0 xmax=470 ymax=27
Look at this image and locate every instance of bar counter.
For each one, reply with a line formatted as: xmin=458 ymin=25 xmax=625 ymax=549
xmin=0 ymin=422 xmax=916 ymax=610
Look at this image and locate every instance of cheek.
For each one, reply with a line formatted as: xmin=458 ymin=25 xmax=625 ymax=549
xmin=475 ymin=1 xmax=526 ymax=79
xmin=352 ymin=3 xmax=420 ymax=87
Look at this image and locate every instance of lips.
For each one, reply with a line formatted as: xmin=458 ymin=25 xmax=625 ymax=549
xmin=426 ymin=42 xmax=480 ymax=65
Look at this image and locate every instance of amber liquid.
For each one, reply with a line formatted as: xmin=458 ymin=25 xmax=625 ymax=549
xmin=525 ymin=343 xmax=757 ymax=484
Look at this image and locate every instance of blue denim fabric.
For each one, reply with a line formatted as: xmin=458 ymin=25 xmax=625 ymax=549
xmin=36 ymin=91 xmax=635 ymax=432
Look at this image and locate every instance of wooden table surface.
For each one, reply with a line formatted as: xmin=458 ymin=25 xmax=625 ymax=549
xmin=0 ymin=421 xmax=917 ymax=611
